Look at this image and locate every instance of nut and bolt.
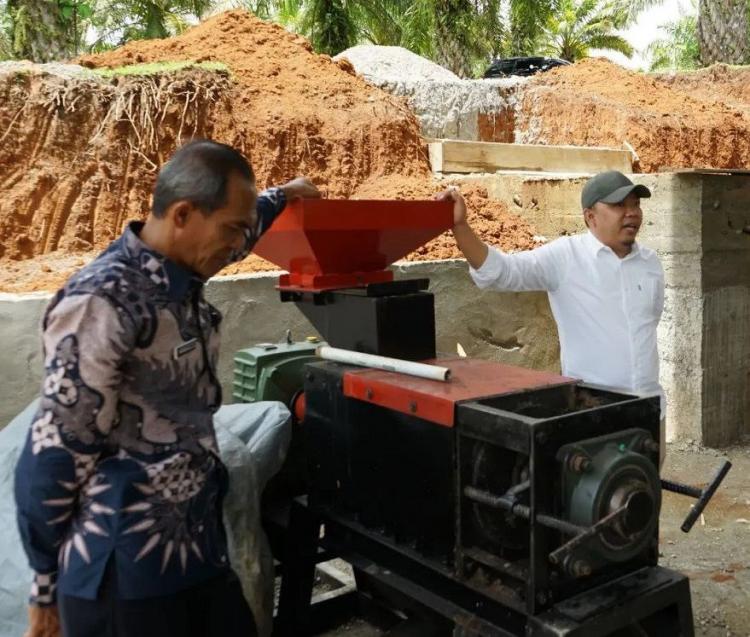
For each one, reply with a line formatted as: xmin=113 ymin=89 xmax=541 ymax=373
xmin=570 ymin=560 xmax=592 ymax=578
xmin=569 ymin=453 xmax=592 ymax=474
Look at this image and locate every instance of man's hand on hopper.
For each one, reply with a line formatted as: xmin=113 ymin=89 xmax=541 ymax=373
xmin=436 ymin=185 xmax=488 ymax=269
xmin=436 ymin=185 xmax=468 ymax=228
xmin=280 ymin=177 xmax=322 ymax=201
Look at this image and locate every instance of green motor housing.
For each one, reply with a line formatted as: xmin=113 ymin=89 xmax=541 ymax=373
xmin=233 ymin=337 xmax=324 ymax=503
xmin=233 ymin=339 xmax=322 ymax=407
xmin=557 ymin=428 xmax=661 ymax=576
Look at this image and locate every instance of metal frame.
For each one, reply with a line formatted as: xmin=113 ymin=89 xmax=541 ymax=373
xmin=274 ymin=497 xmax=694 ymax=636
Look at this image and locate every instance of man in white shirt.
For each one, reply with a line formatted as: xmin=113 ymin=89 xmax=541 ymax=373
xmin=440 ymin=171 xmax=666 ymax=465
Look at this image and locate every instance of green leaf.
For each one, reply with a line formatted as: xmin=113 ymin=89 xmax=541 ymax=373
xmin=78 ymin=2 xmax=93 ymax=18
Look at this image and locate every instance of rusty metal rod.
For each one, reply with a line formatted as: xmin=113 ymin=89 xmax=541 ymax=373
xmin=548 ymin=504 xmax=627 ymax=566
xmin=463 ymin=486 xmax=586 ymax=537
xmin=679 ymin=460 xmax=732 ymax=533
xmin=660 ymin=479 xmax=702 ymax=499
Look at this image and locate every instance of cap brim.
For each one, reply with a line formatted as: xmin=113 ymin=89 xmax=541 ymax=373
xmin=599 ymin=183 xmax=651 ymax=204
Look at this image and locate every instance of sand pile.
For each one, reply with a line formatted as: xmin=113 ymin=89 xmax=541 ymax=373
xmin=334 ymin=45 xmax=460 ymax=83
xmin=652 ymin=64 xmax=750 ymax=115
xmin=335 ymin=45 xmax=524 ymax=142
xmin=77 ymin=11 xmax=430 ymax=194
xmin=517 ymin=58 xmax=750 ymax=172
xmin=0 ymin=63 xmax=235 ymax=261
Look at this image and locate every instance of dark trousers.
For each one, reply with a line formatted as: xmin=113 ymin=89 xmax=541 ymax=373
xmin=59 ymin=563 xmax=258 ymax=637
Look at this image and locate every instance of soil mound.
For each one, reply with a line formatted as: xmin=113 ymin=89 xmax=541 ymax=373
xmin=0 ymin=65 xmax=234 ymax=261
xmin=518 ymin=58 xmax=750 ymax=171
xmin=0 ymin=11 xmax=539 ymax=293
xmin=652 ymin=64 xmax=750 ymax=114
xmin=77 ymin=10 xmax=430 ymax=195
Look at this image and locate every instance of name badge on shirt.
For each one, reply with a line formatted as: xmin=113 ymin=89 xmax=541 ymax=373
xmin=173 ymin=338 xmax=198 ymax=359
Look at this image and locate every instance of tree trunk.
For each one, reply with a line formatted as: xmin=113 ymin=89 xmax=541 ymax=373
xmin=697 ymin=0 xmax=749 ymax=65
xmin=8 ymin=0 xmax=72 ymax=62
xmin=433 ymin=1 xmax=474 ymax=78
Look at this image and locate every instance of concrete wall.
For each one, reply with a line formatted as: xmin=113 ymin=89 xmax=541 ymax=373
xmin=0 ymin=265 xmax=558 ymax=428
xmin=699 ymin=175 xmax=750 ymax=446
xmin=0 ymin=293 xmax=51 ymax=427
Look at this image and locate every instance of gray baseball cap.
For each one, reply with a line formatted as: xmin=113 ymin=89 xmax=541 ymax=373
xmin=581 ymin=171 xmax=651 ymax=209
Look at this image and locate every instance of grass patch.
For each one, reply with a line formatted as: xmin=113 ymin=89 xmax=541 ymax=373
xmin=93 ymin=60 xmax=230 ymax=78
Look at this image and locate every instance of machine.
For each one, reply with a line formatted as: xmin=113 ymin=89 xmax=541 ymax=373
xmin=234 ymin=198 xmax=730 ymax=636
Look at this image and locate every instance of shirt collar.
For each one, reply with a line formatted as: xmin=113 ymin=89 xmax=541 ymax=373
xmin=584 ymin=231 xmax=645 ymax=261
xmin=121 ymin=221 xmax=203 ymax=301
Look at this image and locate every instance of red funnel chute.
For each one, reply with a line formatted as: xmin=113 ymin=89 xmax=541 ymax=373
xmin=253 ymin=199 xmax=453 ymax=291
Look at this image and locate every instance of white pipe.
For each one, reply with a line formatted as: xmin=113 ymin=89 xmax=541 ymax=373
xmin=316 ymin=346 xmax=451 ymax=382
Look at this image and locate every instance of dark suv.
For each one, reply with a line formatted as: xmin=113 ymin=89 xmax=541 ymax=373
xmin=483 ymin=56 xmax=570 ymax=78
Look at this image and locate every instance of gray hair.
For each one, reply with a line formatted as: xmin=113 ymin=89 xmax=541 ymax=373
xmin=152 ymin=140 xmax=255 ymax=218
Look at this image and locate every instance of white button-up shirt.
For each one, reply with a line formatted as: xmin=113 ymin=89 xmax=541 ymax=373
xmin=470 ymin=232 xmax=665 ymax=409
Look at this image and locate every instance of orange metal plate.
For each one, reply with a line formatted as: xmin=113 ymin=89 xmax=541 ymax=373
xmin=343 ymin=358 xmax=576 ymax=427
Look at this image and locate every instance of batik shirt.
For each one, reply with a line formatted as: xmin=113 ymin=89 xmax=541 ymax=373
xmin=15 ymin=188 xmax=286 ymax=605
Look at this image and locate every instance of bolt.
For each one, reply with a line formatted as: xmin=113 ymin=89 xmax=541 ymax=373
xmin=569 ymin=453 xmax=592 ymax=474
xmin=536 ymin=591 xmax=548 ymax=605
xmin=570 ymin=560 xmax=592 ymax=578
xmin=536 ymin=432 xmax=548 ymax=445
xmin=305 ymin=372 xmax=314 ymax=382
xmin=642 ymin=439 xmax=660 ymax=454
xmin=365 ymin=388 xmax=373 ymax=400
xmin=409 ymin=400 xmax=418 ymax=413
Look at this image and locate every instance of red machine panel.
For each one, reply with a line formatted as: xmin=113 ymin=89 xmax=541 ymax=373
xmin=252 ymin=199 xmax=453 ymax=291
xmin=343 ymin=358 xmax=576 ymax=427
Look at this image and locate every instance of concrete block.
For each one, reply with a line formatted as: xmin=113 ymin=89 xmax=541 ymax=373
xmin=701 ymin=286 xmax=750 ymax=445
xmin=0 ymin=293 xmax=51 ymax=427
xmin=204 ymin=273 xmax=317 ymax=405
xmin=393 ymin=260 xmax=560 ymax=372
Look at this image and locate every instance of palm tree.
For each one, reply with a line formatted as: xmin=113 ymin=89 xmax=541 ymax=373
xmin=697 ymin=0 xmax=749 ymax=65
xmin=87 ymin=0 xmax=216 ymax=50
xmin=646 ymin=2 xmax=700 ymax=71
xmin=503 ymin=0 xmax=555 ymax=56
xmin=487 ymin=0 xmax=660 ymax=59
xmin=539 ymin=0 xmax=633 ymax=62
xmin=0 ymin=0 xmax=13 ymax=60
xmin=265 ymin=0 xmax=505 ymax=76
xmin=298 ymin=0 xmax=358 ymax=55
xmin=7 ymin=0 xmax=73 ymax=61
xmin=429 ymin=0 xmax=501 ymax=77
